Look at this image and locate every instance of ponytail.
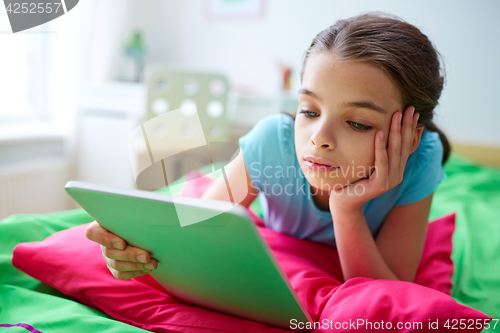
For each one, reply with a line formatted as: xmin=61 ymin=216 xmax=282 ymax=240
xmin=425 ymin=121 xmax=451 ymax=165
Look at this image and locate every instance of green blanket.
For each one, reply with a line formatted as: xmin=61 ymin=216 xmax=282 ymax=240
xmin=1 ymin=153 xmax=499 ymax=332
xmin=428 ymin=155 xmax=500 ymax=323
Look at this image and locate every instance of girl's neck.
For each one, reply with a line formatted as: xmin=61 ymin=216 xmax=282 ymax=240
xmin=310 ymin=185 xmax=330 ymax=211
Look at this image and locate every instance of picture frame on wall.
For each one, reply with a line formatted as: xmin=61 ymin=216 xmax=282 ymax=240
xmin=204 ymin=0 xmax=265 ymax=21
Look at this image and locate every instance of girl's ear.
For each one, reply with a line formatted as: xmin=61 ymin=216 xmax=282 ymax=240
xmin=410 ymin=124 xmax=425 ymax=154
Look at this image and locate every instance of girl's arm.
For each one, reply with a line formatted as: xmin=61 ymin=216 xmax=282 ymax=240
xmin=329 ymin=107 xmax=431 ymax=282
xmin=375 ymin=193 xmax=433 ymax=281
xmin=201 ymin=149 xmax=258 ymax=209
xmin=332 ymin=193 xmax=433 ymax=282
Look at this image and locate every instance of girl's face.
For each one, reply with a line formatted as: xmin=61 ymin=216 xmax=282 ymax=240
xmin=295 ymin=52 xmax=403 ymax=192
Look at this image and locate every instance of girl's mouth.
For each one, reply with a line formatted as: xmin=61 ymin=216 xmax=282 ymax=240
xmin=304 ymin=160 xmax=340 ymax=172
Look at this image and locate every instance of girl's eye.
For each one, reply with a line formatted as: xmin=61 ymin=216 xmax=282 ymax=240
xmin=348 ymin=121 xmax=372 ymax=132
xmin=298 ymin=111 xmax=372 ymax=132
xmin=299 ymin=110 xmax=318 ymax=118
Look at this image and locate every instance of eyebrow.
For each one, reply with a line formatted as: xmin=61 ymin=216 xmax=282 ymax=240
xmin=298 ymin=88 xmax=322 ymax=102
xmin=298 ymin=88 xmax=388 ymax=115
xmin=340 ymin=101 xmax=388 ymax=115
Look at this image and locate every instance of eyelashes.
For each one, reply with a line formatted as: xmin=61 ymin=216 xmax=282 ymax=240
xmin=299 ymin=110 xmax=318 ymax=118
xmin=298 ymin=110 xmax=373 ymax=132
xmin=347 ymin=121 xmax=372 ymax=132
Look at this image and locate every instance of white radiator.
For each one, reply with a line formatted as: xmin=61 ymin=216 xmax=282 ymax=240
xmin=0 ymin=158 xmax=71 ymax=220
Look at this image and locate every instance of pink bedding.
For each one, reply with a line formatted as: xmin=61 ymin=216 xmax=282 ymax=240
xmin=12 ymin=175 xmax=491 ymax=332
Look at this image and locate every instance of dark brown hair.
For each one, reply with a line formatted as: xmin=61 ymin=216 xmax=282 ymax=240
xmin=285 ymin=11 xmax=450 ymax=164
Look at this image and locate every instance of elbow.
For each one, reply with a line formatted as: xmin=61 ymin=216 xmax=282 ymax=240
xmin=343 ymin=270 xmax=405 ymax=282
xmin=389 ymin=263 xmax=418 ymax=282
xmin=394 ymin=271 xmax=416 ymax=283
xmin=399 ymin=276 xmax=415 ymax=283
xmin=340 ymin=264 xmax=416 ymax=282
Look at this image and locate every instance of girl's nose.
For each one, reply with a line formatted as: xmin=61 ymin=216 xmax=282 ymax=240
xmin=311 ymin=138 xmax=332 ymax=148
xmin=310 ymin=125 xmax=336 ymax=149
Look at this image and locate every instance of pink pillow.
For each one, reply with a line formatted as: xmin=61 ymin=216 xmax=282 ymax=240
xmin=12 ymin=175 xmax=491 ymax=332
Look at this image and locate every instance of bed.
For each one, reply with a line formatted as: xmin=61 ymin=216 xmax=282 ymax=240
xmin=1 ymin=151 xmax=499 ymax=332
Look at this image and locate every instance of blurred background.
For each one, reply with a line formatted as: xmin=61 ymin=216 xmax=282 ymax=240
xmin=1 ymin=0 xmax=499 ymax=219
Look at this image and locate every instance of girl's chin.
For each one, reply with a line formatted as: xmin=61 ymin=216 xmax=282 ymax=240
xmin=307 ymin=178 xmax=348 ymax=192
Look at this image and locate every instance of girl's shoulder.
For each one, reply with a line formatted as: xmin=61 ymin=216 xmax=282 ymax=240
xmin=407 ymin=129 xmax=444 ymax=174
xmin=248 ymin=113 xmax=292 ymax=133
xmin=237 ymin=114 xmax=296 ymax=190
xmin=395 ymin=129 xmax=447 ymax=206
xmin=238 ymin=113 xmax=294 ymax=153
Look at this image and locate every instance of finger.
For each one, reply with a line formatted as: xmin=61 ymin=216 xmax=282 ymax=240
xmin=107 ymin=264 xmax=153 ymax=281
xmin=86 ymin=221 xmax=126 ymax=250
xmin=101 ymin=244 xmax=157 ymax=265
xmin=412 ymin=111 xmax=420 ymax=149
xmin=387 ymin=111 xmax=402 ymax=175
xmin=373 ymin=130 xmax=389 ymax=189
xmin=413 ymin=111 xmax=420 ymax=142
xmin=103 ymin=253 xmax=158 ymax=272
xmin=401 ymin=106 xmax=415 ymax=158
xmin=396 ymin=107 xmax=420 ymax=187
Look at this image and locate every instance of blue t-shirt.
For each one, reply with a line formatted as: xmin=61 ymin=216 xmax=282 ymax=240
xmin=238 ymin=113 xmax=447 ymax=248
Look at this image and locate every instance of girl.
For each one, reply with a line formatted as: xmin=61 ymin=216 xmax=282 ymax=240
xmin=86 ymin=12 xmax=450 ymax=283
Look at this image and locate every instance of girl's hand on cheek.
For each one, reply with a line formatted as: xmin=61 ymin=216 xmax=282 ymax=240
xmin=329 ymin=106 xmax=419 ymax=217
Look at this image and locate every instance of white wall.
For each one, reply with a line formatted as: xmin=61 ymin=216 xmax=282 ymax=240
xmin=121 ymin=0 xmax=500 ymax=146
xmin=4 ymin=1 xmax=498 ymax=145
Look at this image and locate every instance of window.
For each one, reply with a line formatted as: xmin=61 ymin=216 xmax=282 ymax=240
xmin=0 ymin=9 xmax=49 ymax=122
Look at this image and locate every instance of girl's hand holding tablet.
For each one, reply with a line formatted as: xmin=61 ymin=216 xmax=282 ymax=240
xmin=85 ymin=221 xmax=158 ymax=280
